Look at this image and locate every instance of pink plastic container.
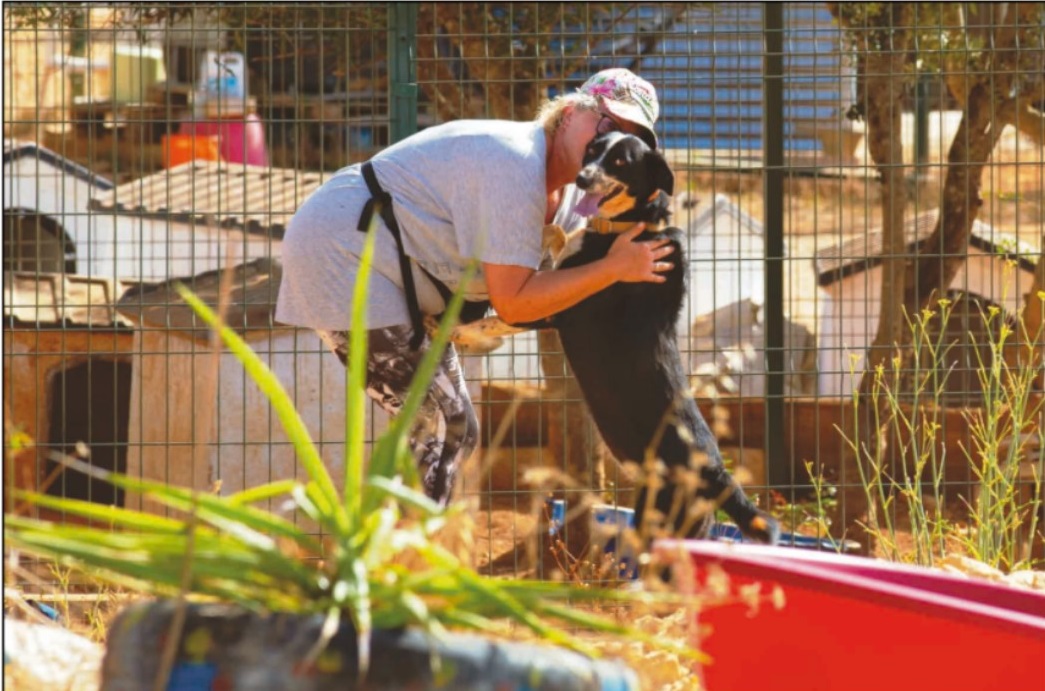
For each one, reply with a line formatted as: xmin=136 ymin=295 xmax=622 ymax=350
xmin=656 ymin=540 xmax=1045 ymax=691
xmin=179 ymin=114 xmax=269 ymax=167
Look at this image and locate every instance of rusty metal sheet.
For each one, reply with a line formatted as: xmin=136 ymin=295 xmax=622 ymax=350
xmin=3 ymin=272 xmax=141 ymax=328
xmin=114 ymin=258 xmax=282 ymax=341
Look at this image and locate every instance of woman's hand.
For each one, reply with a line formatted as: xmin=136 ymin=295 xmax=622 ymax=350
xmin=485 ymin=223 xmax=676 ymax=324
xmin=605 ymin=223 xmax=676 ymax=283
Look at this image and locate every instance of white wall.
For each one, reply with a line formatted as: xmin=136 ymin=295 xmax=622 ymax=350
xmin=88 ymin=214 xmax=281 ymax=282
xmin=3 ymin=157 xmax=99 ymax=268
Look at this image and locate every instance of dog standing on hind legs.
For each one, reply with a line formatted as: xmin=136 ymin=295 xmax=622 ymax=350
xmin=455 ymin=131 xmax=779 ymax=548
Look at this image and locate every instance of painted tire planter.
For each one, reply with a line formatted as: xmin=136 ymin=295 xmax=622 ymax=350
xmin=101 ymin=600 xmax=639 ymax=691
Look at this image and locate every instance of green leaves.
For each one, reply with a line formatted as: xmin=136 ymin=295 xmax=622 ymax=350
xmin=178 ymin=286 xmax=348 ymax=536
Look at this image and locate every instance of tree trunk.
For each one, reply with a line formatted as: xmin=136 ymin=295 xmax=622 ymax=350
xmin=829 ymin=1 xmax=1043 ymax=552
xmin=900 ymin=83 xmax=1009 ymax=316
xmin=858 ymin=5 xmax=912 ymax=394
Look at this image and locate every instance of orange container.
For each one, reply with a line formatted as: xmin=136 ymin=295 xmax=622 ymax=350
xmin=161 ymin=134 xmax=222 ymax=168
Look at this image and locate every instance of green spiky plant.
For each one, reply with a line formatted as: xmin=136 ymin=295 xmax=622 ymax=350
xmin=4 ymin=211 xmax=704 ymax=678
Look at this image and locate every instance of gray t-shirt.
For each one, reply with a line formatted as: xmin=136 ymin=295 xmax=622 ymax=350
xmin=276 ymin=119 xmax=547 ymax=330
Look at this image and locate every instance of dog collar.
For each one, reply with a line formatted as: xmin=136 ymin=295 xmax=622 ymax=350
xmin=586 ymin=217 xmax=666 ymax=234
xmin=587 ymin=217 xmax=641 ymax=234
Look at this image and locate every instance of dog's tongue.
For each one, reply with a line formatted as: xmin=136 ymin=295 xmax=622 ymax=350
xmin=574 ymin=191 xmax=603 ymax=218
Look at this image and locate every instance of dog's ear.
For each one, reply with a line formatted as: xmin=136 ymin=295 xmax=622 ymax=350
xmin=646 ymin=150 xmax=675 ymax=197
xmin=645 ymin=190 xmax=673 ymax=225
xmin=642 ymin=150 xmax=674 ymax=225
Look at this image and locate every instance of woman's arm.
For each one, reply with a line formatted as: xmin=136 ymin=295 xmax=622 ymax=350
xmin=484 ymin=224 xmax=675 ymax=325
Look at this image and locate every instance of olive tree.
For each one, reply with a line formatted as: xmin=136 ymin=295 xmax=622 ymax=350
xmin=827 ymin=2 xmax=1044 ymax=548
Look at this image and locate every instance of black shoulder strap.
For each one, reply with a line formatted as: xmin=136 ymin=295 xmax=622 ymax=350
xmin=358 ymin=161 xmax=426 ymax=350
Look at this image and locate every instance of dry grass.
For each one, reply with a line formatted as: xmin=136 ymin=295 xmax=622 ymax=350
xmin=6 ymin=480 xmax=1042 ymax=691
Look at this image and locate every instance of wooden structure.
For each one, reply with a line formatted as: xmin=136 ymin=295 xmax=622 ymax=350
xmin=2 ymin=26 xmax=69 ymax=141
xmin=113 ymin=259 xmax=349 ymax=514
xmin=87 ymin=160 xmax=324 ymax=282
xmin=815 ymin=210 xmax=1040 ymax=399
xmin=483 ymin=384 xmax=1043 ymax=503
xmin=3 ymin=271 xmax=140 ymax=511
xmin=113 ymin=259 xmax=483 ymax=517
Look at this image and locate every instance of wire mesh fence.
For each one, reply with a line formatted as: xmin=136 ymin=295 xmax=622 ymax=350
xmin=4 ymin=2 xmax=1043 ymax=586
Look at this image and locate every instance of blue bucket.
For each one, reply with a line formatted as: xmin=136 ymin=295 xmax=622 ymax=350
xmin=708 ymin=522 xmax=861 ymax=553
xmin=546 ymin=501 xmax=638 ymax=579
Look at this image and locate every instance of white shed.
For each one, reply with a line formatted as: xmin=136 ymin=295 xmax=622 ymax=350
xmin=3 ymin=147 xmax=325 ymax=284
xmin=88 ymin=160 xmax=325 ymax=282
xmin=3 ymin=140 xmax=113 ymax=274
xmin=815 ymin=210 xmax=1040 ymax=398
xmin=681 ymin=195 xmax=814 ymax=396
xmin=114 ymin=259 xmax=483 ymax=517
xmin=682 ymin=193 xmax=777 ymax=320
xmin=114 ymin=259 xmax=356 ymax=513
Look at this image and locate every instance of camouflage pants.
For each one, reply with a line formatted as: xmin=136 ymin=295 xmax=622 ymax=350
xmin=316 ymin=325 xmax=477 ymax=505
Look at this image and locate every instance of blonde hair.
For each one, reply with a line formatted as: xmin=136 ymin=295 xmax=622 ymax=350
xmin=535 ymin=92 xmax=599 ymax=137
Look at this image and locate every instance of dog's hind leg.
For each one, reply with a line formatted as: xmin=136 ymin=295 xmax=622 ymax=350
xmin=682 ymin=404 xmax=779 ymax=543
xmin=704 ymin=465 xmax=781 ymax=544
xmin=634 ymin=399 xmax=780 ymax=545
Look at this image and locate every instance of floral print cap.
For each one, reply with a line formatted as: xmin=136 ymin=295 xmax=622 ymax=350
xmin=578 ymin=68 xmax=659 ymax=148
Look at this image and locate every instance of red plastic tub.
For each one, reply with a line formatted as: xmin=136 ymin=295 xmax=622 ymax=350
xmin=655 ymin=540 xmax=1045 ymax=691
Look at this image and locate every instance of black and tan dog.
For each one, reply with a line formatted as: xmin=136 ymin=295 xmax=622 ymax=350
xmin=454 ymin=132 xmax=779 ymax=544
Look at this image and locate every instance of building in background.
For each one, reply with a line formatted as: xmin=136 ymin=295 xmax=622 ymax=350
xmin=815 ymin=210 xmax=1039 ymax=400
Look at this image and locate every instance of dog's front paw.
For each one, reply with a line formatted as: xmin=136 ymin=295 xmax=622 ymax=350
xmin=738 ymin=510 xmax=781 ymax=545
xmin=426 ymin=315 xmax=527 ymax=354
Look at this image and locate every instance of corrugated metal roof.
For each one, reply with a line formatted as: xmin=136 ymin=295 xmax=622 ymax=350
xmin=543 ymin=3 xmax=856 ymax=155
xmin=815 ymin=211 xmax=1039 ymax=287
xmin=638 ymin=2 xmax=854 ymax=152
xmin=3 ymin=272 xmax=141 ymax=329
xmin=114 ymin=257 xmax=282 ymax=340
xmin=88 ymin=161 xmax=327 ymax=238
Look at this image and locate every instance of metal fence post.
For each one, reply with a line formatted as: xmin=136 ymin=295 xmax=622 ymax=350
xmin=388 ymin=2 xmax=418 ymax=143
xmin=763 ymin=2 xmax=787 ymax=489
xmin=915 ymin=72 xmax=930 ymax=172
